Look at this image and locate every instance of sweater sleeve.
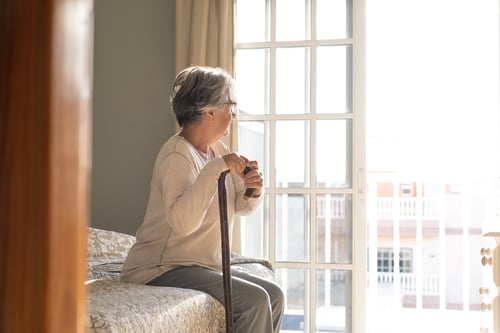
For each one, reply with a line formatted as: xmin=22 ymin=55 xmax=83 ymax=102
xmin=158 ymin=153 xmax=229 ymax=236
xmin=211 ymin=140 xmax=264 ymax=215
xmin=231 ymin=172 xmax=265 ymax=215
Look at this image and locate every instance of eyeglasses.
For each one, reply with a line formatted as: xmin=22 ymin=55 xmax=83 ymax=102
xmin=224 ymin=101 xmax=238 ymax=117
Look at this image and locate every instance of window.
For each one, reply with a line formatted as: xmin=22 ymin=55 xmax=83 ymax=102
xmin=234 ymin=0 xmax=366 ymax=332
xmin=365 ymin=0 xmax=500 ymax=332
xmin=234 ymin=1 xmax=500 ymax=331
xmin=400 ymin=183 xmax=413 ymax=197
xmin=377 ymin=248 xmax=413 ymax=273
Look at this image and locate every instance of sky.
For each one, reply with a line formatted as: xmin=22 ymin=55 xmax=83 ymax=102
xmin=366 ymin=0 xmax=500 ymax=182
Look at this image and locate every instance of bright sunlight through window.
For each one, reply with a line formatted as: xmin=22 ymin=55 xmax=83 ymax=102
xmin=235 ymin=0 xmax=500 ymax=332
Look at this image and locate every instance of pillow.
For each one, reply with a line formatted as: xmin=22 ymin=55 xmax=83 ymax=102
xmin=88 ymin=227 xmax=136 ymax=258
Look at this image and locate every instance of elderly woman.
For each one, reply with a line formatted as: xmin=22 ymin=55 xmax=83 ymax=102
xmin=121 ymin=66 xmax=284 ymax=333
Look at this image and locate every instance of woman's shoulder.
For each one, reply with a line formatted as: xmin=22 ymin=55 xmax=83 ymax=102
xmin=161 ymin=134 xmax=192 ymax=153
xmin=154 ymin=135 xmax=195 ymax=163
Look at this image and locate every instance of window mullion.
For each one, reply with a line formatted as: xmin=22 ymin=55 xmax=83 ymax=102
xmin=268 ymin=0 xmax=277 ymax=265
xmin=269 ymin=118 xmax=277 ymax=264
xmin=309 ymin=122 xmax=317 ymax=333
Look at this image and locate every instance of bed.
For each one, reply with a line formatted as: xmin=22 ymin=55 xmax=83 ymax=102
xmin=86 ymin=227 xmax=275 ymax=333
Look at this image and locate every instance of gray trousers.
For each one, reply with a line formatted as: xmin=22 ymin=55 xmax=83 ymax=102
xmin=147 ymin=266 xmax=285 ymax=333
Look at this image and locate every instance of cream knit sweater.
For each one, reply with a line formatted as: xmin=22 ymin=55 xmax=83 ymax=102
xmin=120 ymin=134 xmax=263 ymax=284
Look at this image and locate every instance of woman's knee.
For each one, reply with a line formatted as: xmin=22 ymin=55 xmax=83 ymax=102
xmin=270 ymin=283 xmax=285 ymax=313
xmin=252 ymin=285 xmax=272 ymax=307
xmin=234 ymin=282 xmax=270 ymax=310
xmin=260 ymin=280 xmax=285 ymax=308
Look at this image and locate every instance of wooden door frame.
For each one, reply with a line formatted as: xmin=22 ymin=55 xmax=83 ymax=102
xmin=1 ymin=0 xmax=93 ymax=332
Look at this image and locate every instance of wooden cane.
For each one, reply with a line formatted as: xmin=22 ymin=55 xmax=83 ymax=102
xmin=217 ymin=170 xmax=234 ymax=333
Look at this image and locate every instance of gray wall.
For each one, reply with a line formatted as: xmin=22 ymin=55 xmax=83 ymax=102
xmin=92 ymin=0 xmax=176 ymax=235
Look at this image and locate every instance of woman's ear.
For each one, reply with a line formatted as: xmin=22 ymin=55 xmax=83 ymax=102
xmin=204 ymin=108 xmax=216 ymax=121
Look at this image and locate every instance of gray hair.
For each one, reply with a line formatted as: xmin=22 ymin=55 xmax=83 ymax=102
xmin=170 ymin=66 xmax=235 ymax=127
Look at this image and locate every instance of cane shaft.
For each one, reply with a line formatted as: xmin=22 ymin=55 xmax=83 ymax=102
xmin=218 ymin=171 xmax=233 ymax=333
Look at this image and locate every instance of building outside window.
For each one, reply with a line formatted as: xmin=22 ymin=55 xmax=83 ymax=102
xmin=377 ymin=248 xmax=413 ymax=273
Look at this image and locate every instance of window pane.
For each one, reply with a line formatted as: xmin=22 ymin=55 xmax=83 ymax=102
xmin=276 ymin=120 xmax=310 ymax=188
xmin=236 ymin=49 xmax=269 ymax=115
xmin=240 ymin=195 xmax=269 ymax=258
xmin=277 ymin=268 xmax=308 ymax=332
xmin=316 ymin=0 xmax=352 ymax=39
xmin=276 ymin=0 xmax=308 ymax=41
xmin=238 ymin=120 xmax=269 ymax=187
xmin=235 ymin=0 xmax=268 ymax=43
xmin=276 ymin=194 xmax=310 ymax=262
xmin=316 ymin=270 xmax=352 ymax=332
xmin=316 ymin=194 xmax=352 ymax=264
xmin=316 ymin=119 xmax=352 ymax=188
xmin=316 ymin=45 xmax=351 ymax=114
xmin=276 ymin=47 xmax=310 ymax=115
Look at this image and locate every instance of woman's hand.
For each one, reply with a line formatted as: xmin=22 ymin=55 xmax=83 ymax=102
xmin=222 ymin=153 xmax=248 ymax=175
xmin=222 ymin=154 xmax=263 ymax=197
xmin=242 ymin=161 xmax=263 ymax=197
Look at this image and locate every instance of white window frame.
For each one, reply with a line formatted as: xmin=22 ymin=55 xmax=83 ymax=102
xmin=233 ymin=0 xmax=366 ymax=332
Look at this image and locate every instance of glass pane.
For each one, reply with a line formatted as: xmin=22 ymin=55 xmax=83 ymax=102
xmin=240 ymin=195 xmax=269 ymax=258
xmin=275 ymin=194 xmax=310 ymax=262
xmin=235 ymin=48 xmax=269 ymax=115
xmin=317 ymin=0 xmax=352 ymax=39
xmin=238 ymin=120 xmax=269 ymax=187
xmin=276 ymin=47 xmax=310 ymax=114
xmin=276 ymin=120 xmax=310 ymax=188
xmin=316 ymin=45 xmax=351 ymax=114
xmin=366 ymin=0 xmax=500 ymax=328
xmin=316 ymin=119 xmax=352 ymax=188
xmin=316 ymin=269 xmax=352 ymax=332
xmin=276 ymin=0 xmax=308 ymax=41
xmin=235 ymin=0 xmax=268 ymax=43
xmin=316 ymin=194 xmax=352 ymax=264
xmin=276 ymin=268 xmax=308 ymax=332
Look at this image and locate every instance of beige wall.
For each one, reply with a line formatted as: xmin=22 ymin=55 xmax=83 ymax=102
xmin=92 ymin=0 xmax=176 ymax=235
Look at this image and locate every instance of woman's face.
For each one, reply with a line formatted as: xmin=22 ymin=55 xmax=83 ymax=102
xmin=213 ymin=90 xmax=237 ymax=137
xmin=214 ymin=102 xmax=236 ymax=138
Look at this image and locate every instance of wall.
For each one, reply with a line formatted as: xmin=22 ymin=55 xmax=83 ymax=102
xmin=92 ymin=0 xmax=176 ymax=235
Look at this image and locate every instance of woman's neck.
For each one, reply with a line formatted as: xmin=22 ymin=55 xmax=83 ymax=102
xmin=179 ymin=126 xmax=213 ymax=153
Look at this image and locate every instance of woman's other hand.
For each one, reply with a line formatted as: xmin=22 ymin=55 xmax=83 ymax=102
xmin=242 ymin=161 xmax=263 ymax=197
